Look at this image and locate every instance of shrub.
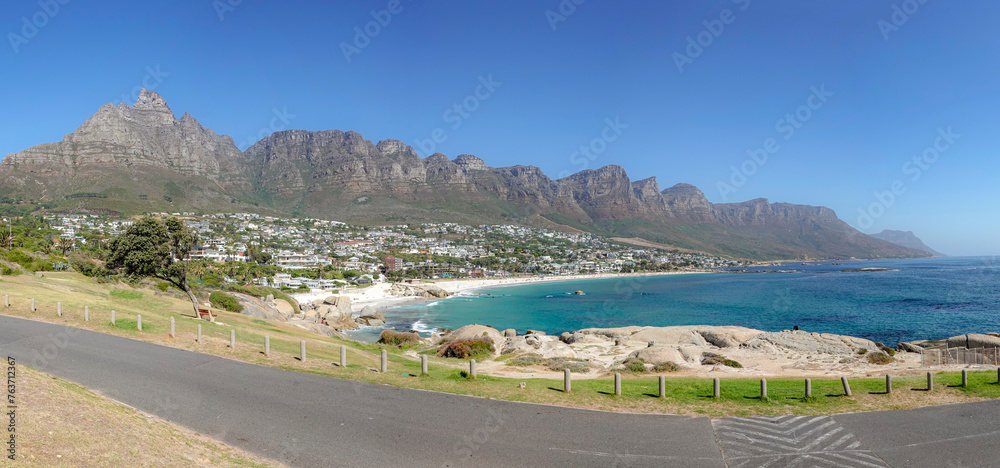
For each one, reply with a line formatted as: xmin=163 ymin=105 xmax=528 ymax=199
xmin=437 ymin=338 xmax=494 ymax=359
xmin=110 ymin=289 xmax=143 ymax=300
xmin=155 ymin=282 xmax=171 ymax=292
xmin=507 ymin=354 xmax=545 ymax=367
xmin=209 ymin=291 xmax=244 ymax=313
xmin=654 ymin=361 xmax=680 ymax=372
xmin=68 ymin=254 xmax=97 ymax=276
xmin=1 ymin=265 xmax=19 ymax=276
xmin=547 ymin=358 xmax=593 ymax=373
xmin=867 ymin=352 xmax=894 ymax=365
xmin=857 ymin=348 xmax=869 ymax=355
xmin=876 ymin=342 xmax=896 ymax=356
xmin=378 ymin=330 xmax=422 ymax=347
xmin=702 ymin=353 xmax=742 ymax=368
xmin=506 ymin=354 xmax=593 ymax=373
xmin=623 ymin=357 xmax=648 ymax=373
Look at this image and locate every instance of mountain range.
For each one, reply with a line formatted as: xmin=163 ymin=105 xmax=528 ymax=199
xmin=0 ymin=90 xmax=934 ymax=261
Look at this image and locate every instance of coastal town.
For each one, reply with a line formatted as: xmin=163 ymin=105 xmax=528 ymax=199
xmin=43 ymin=212 xmax=744 ymax=289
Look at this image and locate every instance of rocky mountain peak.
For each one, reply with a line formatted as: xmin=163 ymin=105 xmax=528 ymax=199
xmin=376 ymin=139 xmax=417 ymax=158
xmin=661 ymin=183 xmax=714 ymax=223
xmin=134 ymin=89 xmax=172 ymax=111
xmin=454 ymin=154 xmax=487 ymax=171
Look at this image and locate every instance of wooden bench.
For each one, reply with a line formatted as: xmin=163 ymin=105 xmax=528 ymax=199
xmin=197 ymin=308 xmax=216 ymax=320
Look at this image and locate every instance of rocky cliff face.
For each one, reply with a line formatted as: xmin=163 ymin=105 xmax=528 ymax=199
xmin=1 ymin=90 xmax=248 ymax=190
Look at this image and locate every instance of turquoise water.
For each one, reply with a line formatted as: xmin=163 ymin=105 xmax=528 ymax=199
xmin=359 ymin=257 xmax=1000 ymax=345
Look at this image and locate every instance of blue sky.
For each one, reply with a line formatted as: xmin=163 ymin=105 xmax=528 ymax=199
xmin=2 ymin=0 xmax=997 ymax=255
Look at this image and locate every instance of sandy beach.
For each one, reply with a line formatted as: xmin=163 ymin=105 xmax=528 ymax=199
xmin=292 ymin=270 xmax=710 ymax=312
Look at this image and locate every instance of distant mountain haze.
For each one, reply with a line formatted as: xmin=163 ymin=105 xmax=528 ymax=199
xmin=0 ymin=90 xmax=930 ymax=261
xmin=871 ymin=230 xmax=947 ymax=257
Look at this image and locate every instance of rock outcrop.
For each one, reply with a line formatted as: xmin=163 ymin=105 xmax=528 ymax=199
xmin=740 ymin=330 xmax=876 ymax=355
xmin=356 ymin=306 xmax=386 ymax=327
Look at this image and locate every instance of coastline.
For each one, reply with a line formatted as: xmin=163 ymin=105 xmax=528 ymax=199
xmin=292 ymin=270 xmax=713 ymax=313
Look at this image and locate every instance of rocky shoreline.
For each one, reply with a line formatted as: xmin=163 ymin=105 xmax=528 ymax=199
xmin=422 ymin=324 xmax=1000 ymax=379
xmin=233 ymin=276 xmax=998 ymax=379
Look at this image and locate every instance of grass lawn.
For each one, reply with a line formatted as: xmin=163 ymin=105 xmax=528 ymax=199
xmin=1 ymin=271 xmax=998 ymax=418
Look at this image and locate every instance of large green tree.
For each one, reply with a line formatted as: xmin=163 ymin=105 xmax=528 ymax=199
xmin=106 ymin=217 xmax=201 ymax=314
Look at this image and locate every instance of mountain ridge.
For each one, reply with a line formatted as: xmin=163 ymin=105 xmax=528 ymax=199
xmin=0 ymin=90 xmax=930 ymax=261
xmin=872 ymin=230 xmax=946 ymax=257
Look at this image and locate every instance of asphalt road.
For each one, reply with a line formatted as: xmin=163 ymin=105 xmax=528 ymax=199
xmin=2 ymin=315 xmax=999 ymax=467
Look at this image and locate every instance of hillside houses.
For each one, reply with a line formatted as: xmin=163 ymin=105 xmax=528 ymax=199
xmin=44 ymin=212 xmax=743 ymax=282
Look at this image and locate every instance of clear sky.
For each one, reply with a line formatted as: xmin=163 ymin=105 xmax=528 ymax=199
xmin=2 ymin=0 xmax=997 ymax=256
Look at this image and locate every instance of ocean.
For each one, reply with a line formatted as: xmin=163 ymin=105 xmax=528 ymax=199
xmin=347 ymin=257 xmax=1000 ymax=345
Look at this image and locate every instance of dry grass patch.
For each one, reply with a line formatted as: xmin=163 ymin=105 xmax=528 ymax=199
xmin=9 ymin=365 xmax=279 ymax=467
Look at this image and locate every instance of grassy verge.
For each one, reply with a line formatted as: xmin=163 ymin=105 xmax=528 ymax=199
xmin=8 ymin=365 xmax=279 ymax=467
xmin=1 ymin=272 xmax=998 ymax=417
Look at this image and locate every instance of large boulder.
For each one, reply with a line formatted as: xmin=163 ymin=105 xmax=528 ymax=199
xmin=446 ymin=324 xmax=503 ymax=346
xmin=356 ymin=305 xmax=386 ymax=327
xmin=323 ymin=295 xmax=352 ymax=312
xmin=741 ymin=330 xmax=876 ymax=355
xmin=631 ymin=328 xmax=709 ymax=347
xmin=946 ymin=333 xmax=1000 ymax=349
xmin=501 ymin=335 xmax=576 ymax=358
xmin=629 ymin=345 xmax=685 ymax=365
xmin=577 ymin=325 xmax=763 ymax=348
xmin=501 ymin=336 xmax=538 ymax=355
xmin=324 ymin=314 xmax=359 ymax=331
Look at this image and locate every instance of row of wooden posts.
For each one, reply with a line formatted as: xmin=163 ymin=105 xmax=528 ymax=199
xmin=559 ymin=369 xmax=993 ymax=398
xmin=7 ymin=295 xmax=1000 ymax=393
xmin=7 ymin=295 xmax=415 ymax=373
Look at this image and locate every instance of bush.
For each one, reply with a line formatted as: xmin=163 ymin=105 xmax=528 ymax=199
xmin=857 ymin=348 xmax=869 ymax=355
xmin=701 ymin=353 xmax=742 ymax=368
xmin=378 ymin=330 xmax=422 ymax=347
xmin=506 ymin=354 xmax=593 ymax=373
xmin=876 ymin=342 xmax=896 ymax=356
xmin=437 ymin=338 xmax=494 ymax=359
xmin=155 ymin=282 xmax=171 ymax=292
xmin=623 ymin=357 xmax=648 ymax=373
xmin=1 ymin=265 xmax=19 ymax=276
xmin=654 ymin=361 xmax=680 ymax=372
xmin=68 ymin=254 xmax=97 ymax=276
xmin=209 ymin=291 xmax=244 ymax=313
xmin=867 ymin=352 xmax=894 ymax=365
xmin=110 ymin=289 xmax=143 ymax=300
